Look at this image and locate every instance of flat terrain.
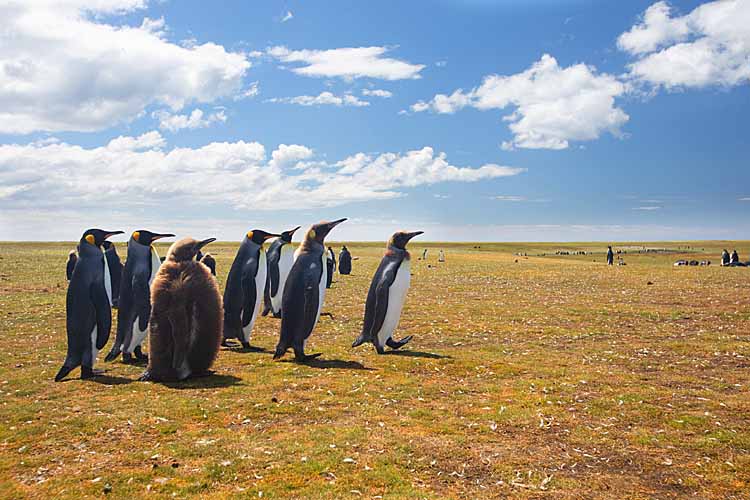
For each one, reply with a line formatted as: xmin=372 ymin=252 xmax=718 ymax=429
xmin=0 ymin=240 xmax=748 ymax=499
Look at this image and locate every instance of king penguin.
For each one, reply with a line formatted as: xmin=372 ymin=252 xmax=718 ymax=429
xmin=66 ymin=249 xmax=78 ymax=281
xmin=262 ymin=226 xmax=301 ymax=318
xmin=105 ymin=230 xmax=174 ymax=363
xmin=222 ymin=229 xmax=280 ymax=349
xmin=55 ymin=229 xmax=124 ymax=381
xmin=140 ymin=237 xmax=222 ymax=382
xmin=102 ymin=241 xmax=123 ymax=307
xmin=274 ymin=218 xmax=347 ymax=361
xmin=352 ymin=231 xmax=423 ymax=354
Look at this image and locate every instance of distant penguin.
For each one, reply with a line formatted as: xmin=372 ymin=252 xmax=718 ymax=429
xmin=326 ymin=246 xmax=336 ymax=288
xmin=200 ymin=253 xmax=217 ymax=276
xmin=66 ymin=249 xmax=78 ymax=281
xmin=55 ymin=229 xmax=124 ymax=381
xmin=262 ymin=226 xmax=301 ymax=318
xmin=352 ymin=231 xmax=423 ymax=354
xmin=102 ymin=241 xmax=123 ymax=307
xmin=339 ymin=246 xmax=352 ymax=275
xmin=274 ymin=219 xmax=346 ymax=361
xmin=140 ymin=237 xmax=221 ymax=382
xmin=222 ymin=229 xmax=280 ymax=349
xmin=105 ymin=230 xmax=174 ymax=364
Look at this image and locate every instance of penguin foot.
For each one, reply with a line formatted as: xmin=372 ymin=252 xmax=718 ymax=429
xmin=80 ymin=367 xmax=105 ymax=379
xmin=351 ymin=334 xmax=368 ymax=348
xmin=375 ymin=345 xmax=386 ymax=355
xmin=104 ymin=348 xmax=120 ymax=363
xmin=121 ymin=352 xmax=137 ymax=364
xmin=272 ymin=311 xmax=282 ymax=319
xmin=54 ymin=364 xmax=75 ymax=382
xmin=138 ymin=370 xmax=152 ymax=382
xmin=134 ymin=346 xmax=148 ymax=361
xmin=295 ymin=352 xmax=323 ymax=363
xmin=240 ymin=342 xmax=264 ymax=352
xmin=387 ymin=335 xmax=413 ymax=350
xmin=320 ymin=312 xmax=335 ymax=320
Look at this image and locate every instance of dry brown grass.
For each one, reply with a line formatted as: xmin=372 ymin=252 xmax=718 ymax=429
xmin=0 ymin=240 xmax=748 ymax=499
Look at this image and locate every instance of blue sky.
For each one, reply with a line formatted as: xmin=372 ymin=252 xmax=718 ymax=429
xmin=0 ymin=0 xmax=748 ymax=241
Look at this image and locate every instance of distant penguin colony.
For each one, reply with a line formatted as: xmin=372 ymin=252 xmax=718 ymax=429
xmin=58 ymin=219 xmax=433 ymax=382
xmin=222 ymin=229 xmax=279 ymax=349
xmin=141 ymin=237 xmax=222 ymax=382
xmin=56 ymin=229 xmax=123 ymax=381
xmin=353 ymin=231 xmax=423 ymax=354
xmin=274 ymin=219 xmax=346 ymax=361
xmin=262 ymin=226 xmax=301 ymax=318
xmin=106 ymin=230 xmax=174 ymax=364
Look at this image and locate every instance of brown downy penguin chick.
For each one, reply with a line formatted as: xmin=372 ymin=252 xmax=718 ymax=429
xmin=140 ymin=237 xmax=222 ymax=382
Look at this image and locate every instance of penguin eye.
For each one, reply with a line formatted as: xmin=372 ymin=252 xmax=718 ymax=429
xmin=247 ymin=231 xmax=254 ymax=240
xmin=309 ymin=229 xmax=316 ymax=239
xmin=132 ymin=231 xmax=140 ymax=242
xmin=85 ymin=234 xmax=95 ymax=245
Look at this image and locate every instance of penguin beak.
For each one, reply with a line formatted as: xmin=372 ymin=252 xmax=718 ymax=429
xmin=263 ymin=233 xmax=281 ymax=241
xmin=103 ymin=230 xmax=124 ymax=240
xmin=196 ymin=238 xmax=216 ymax=250
xmin=290 ymin=225 xmax=302 ymax=234
xmin=406 ymin=231 xmax=424 ymax=241
xmin=152 ymin=233 xmax=175 ymax=241
xmin=328 ymin=218 xmax=347 ymax=228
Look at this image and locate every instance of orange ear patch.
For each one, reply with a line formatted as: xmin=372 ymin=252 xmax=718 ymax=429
xmin=85 ymin=234 xmax=95 ymax=245
xmin=246 ymin=231 xmax=254 ymax=240
xmin=132 ymin=231 xmax=140 ymax=242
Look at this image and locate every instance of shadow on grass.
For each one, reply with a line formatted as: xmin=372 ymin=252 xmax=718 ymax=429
xmin=160 ymin=373 xmax=244 ymax=389
xmin=90 ymin=374 xmax=134 ymax=385
xmin=224 ymin=345 xmax=273 ymax=355
xmin=384 ymin=350 xmax=451 ymax=359
xmin=282 ymin=358 xmax=375 ymax=370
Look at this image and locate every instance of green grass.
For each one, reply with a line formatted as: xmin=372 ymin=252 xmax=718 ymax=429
xmin=0 ymin=240 xmax=749 ymax=499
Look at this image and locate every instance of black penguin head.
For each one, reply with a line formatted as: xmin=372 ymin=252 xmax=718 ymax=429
xmin=280 ymin=226 xmax=302 ymax=243
xmin=305 ymin=219 xmax=347 ymax=245
xmin=80 ymin=229 xmax=124 ymax=248
xmin=389 ymin=230 xmax=424 ymax=250
xmin=132 ymin=230 xmax=175 ymax=246
xmin=245 ymin=229 xmax=281 ymax=245
xmin=167 ymin=237 xmax=216 ymax=262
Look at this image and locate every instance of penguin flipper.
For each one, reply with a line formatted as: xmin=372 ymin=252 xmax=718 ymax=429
xmin=240 ymin=274 xmax=257 ymax=330
xmin=368 ymin=266 xmax=399 ymax=345
xmin=261 ymin=268 xmax=272 ymax=317
xmin=91 ymin=281 xmax=112 ymax=350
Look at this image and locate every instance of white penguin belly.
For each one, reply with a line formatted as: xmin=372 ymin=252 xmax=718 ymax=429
xmin=376 ymin=260 xmax=411 ymax=347
xmin=271 ymin=245 xmax=294 ymax=314
xmin=242 ymin=251 xmax=266 ymax=342
xmin=311 ymin=254 xmax=327 ymax=336
xmin=90 ymin=325 xmax=98 ymax=367
xmin=150 ymin=246 xmax=161 ymax=285
xmin=103 ymin=252 xmax=112 ymax=306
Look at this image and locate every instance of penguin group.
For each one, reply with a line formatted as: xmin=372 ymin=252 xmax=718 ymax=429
xmin=56 ymin=220 xmax=423 ymax=382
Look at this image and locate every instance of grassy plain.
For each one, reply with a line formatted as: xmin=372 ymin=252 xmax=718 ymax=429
xmin=0 ymin=240 xmax=748 ymax=499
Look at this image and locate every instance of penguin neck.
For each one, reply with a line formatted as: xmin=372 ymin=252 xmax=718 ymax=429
xmin=386 ymin=245 xmax=409 ymax=260
xmin=79 ymin=242 xmax=103 ymax=258
xmin=300 ymin=239 xmax=324 ymax=254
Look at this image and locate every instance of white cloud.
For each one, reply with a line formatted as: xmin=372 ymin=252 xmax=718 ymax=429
xmin=738 ymin=197 xmax=750 ymax=201
xmin=0 ymin=135 xmax=524 ymax=218
xmin=281 ymin=10 xmax=293 ymax=22
xmin=494 ymin=195 xmax=526 ymax=202
xmin=362 ymin=89 xmax=393 ymax=98
xmin=632 ymin=206 xmax=662 ymax=211
xmin=410 ymin=54 xmax=628 ymax=150
xmin=235 ymin=81 xmax=260 ymax=100
xmin=620 ymin=0 xmax=750 ymax=89
xmin=0 ymin=0 xmax=250 ymax=134
xmin=267 ymin=92 xmax=370 ymax=107
xmin=154 ymin=108 xmax=227 ymax=132
xmin=267 ymin=46 xmax=424 ymax=80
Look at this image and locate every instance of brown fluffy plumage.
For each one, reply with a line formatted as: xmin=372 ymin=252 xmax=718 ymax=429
xmin=141 ymin=237 xmax=222 ymax=382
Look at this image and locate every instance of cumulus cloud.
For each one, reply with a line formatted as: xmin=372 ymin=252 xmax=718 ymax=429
xmin=619 ymin=0 xmax=750 ymax=89
xmin=154 ymin=108 xmax=227 ymax=132
xmin=267 ymin=92 xmax=370 ymax=107
xmin=267 ymin=46 xmax=425 ymax=80
xmin=0 ymin=0 xmax=250 ymax=134
xmin=362 ymin=89 xmax=393 ymax=98
xmin=0 ymin=135 xmax=525 ymax=216
xmin=235 ymin=81 xmax=260 ymax=100
xmin=410 ymin=54 xmax=628 ymax=150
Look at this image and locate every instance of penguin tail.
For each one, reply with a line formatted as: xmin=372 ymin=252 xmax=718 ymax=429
xmin=351 ymin=333 xmax=369 ymax=348
xmin=104 ymin=345 xmax=121 ymax=363
xmin=54 ymin=363 xmax=76 ymax=382
xmin=273 ymin=342 xmax=287 ymax=360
